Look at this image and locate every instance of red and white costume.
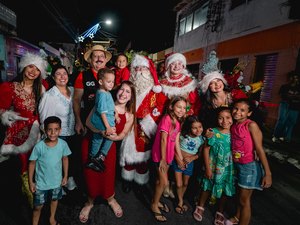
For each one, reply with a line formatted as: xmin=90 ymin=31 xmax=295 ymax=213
xmin=120 ymin=54 xmax=163 ymax=185
xmin=160 ymin=53 xmax=201 ymax=116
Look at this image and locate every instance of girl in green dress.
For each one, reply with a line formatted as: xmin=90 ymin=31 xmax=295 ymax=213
xmin=193 ymin=107 xmax=235 ymax=225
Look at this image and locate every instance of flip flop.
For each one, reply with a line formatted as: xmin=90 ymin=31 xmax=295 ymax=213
xmin=152 ymin=211 xmax=167 ymax=222
xmin=158 ymin=202 xmax=170 ymax=213
xmin=79 ymin=204 xmax=93 ymax=223
xmin=175 ymin=205 xmax=184 ymax=215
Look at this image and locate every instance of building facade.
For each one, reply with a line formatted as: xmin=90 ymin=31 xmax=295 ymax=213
xmin=171 ymin=0 xmax=300 ymax=126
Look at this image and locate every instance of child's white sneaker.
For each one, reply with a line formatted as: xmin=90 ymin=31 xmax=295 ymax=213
xmin=67 ymin=177 xmax=77 ymax=191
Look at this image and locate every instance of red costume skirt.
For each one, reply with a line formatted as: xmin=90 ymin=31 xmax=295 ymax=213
xmin=81 ymin=113 xmax=126 ymax=200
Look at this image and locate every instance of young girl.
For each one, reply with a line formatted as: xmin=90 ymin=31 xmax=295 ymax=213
xmin=226 ymin=98 xmax=272 ymax=225
xmin=173 ymin=115 xmax=205 ymax=214
xmin=193 ymin=107 xmax=235 ymax=225
xmin=151 ymin=96 xmax=187 ymax=222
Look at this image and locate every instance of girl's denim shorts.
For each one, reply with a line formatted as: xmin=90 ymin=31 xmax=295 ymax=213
xmin=171 ymin=160 xmax=194 ymax=176
xmin=236 ymin=161 xmax=264 ymax=191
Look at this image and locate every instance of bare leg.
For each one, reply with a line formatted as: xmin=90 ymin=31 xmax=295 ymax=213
xmin=107 ymin=195 xmax=123 ymax=218
xmin=49 ymin=200 xmax=58 ymax=225
xmin=197 ymin=190 xmax=211 ymax=207
xmin=32 ymin=205 xmax=43 ymax=225
xmin=238 ymin=188 xmax=253 ymax=225
xmin=151 ymin=166 xmax=169 ymax=222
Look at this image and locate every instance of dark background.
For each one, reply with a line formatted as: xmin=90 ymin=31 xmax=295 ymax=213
xmin=1 ymin=0 xmax=181 ymax=52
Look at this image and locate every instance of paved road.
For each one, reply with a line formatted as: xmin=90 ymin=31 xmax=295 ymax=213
xmin=1 ymin=153 xmax=300 ymax=225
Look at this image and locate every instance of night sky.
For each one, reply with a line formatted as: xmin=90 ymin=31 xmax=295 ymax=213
xmin=1 ymin=0 xmax=181 ymax=53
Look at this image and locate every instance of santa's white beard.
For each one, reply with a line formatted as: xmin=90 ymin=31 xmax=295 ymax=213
xmin=130 ymin=71 xmax=154 ymax=96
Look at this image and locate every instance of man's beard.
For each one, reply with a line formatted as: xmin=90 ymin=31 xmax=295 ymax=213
xmin=130 ymin=70 xmax=154 ymax=96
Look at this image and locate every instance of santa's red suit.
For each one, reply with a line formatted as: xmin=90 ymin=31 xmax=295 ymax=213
xmin=120 ymin=54 xmax=163 ymax=185
xmin=159 ymin=53 xmax=201 ymax=116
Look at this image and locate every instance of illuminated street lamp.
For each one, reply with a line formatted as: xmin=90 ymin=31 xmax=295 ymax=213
xmin=77 ymin=19 xmax=112 ymax=43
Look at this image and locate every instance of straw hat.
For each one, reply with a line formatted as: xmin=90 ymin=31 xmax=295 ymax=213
xmin=84 ymin=45 xmax=112 ymax=63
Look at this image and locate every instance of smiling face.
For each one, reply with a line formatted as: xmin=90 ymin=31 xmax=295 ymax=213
xmin=171 ymin=100 xmax=187 ymax=119
xmin=91 ymin=50 xmax=107 ymax=72
xmin=53 ymin=68 xmax=69 ymax=87
xmin=169 ymin=60 xmax=185 ymax=76
xmin=232 ymin=101 xmax=252 ymax=123
xmin=115 ymin=55 xmax=128 ymax=69
xmin=209 ymin=78 xmax=225 ymax=93
xmin=23 ymin=64 xmax=41 ymax=81
xmin=190 ymin=121 xmax=203 ymax=137
xmin=45 ymin=122 xmax=61 ymax=142
xmin=116 ymin=83 xmax=132 ymax=104
xmin=217 ymin=109 xmax=233 ymax=130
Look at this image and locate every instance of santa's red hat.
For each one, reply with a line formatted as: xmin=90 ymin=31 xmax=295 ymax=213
xmin=131 ymin=54 xmax=162 ymax=93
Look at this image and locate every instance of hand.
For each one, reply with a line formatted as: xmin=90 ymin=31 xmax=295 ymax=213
xmin=29 ymin=182 xmax=36 ymax=193
xmin=176 ymin=159 xmax=186 ymax=170
xmin=205 ymin=169 xmax=213 ymax=179
xmin=1 ymin=110 xmax=28 ymax=127
xmin=159 ymin=159 xmax=167 ymax=173
xmin=61 ymin=177 xmax=68 ymax=186
xmin=75 ymin=121 xmax=85 ymax=135
xmin=205 ymin=128 xmax=214 ymax=138
xmin=105 ymin=126 xmax=115 ymax=136
xmin=261 ymin=174 xmax=272 ymax=189
xmin=183 ymin=156 xmax=193 ymax=164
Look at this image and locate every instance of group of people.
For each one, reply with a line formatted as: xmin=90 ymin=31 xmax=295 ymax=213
xmin=0 ymin=45 xmax=274 ymax=225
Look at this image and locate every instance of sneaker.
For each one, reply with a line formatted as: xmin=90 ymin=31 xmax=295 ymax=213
xmin=67 ymin=177 xmax=77 ymax=191
xmin=279 ymin=137 xmax=285 ymax=142
xmin=86 ymin=161 xmax=103 ymax=172
xmin=272 ymin=137 xmax=280 ymax=143
xmin=91 ymin=157 xmax=106 ymax=171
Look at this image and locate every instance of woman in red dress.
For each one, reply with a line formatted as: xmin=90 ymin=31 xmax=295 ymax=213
xmin=79 ymin=80 xmax=136 ymax=223
xmin=0 ymin=52 xmax=47 ymax=207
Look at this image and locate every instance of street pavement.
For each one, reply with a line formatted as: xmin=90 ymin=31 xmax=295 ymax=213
xmin=0 ymin=125 xmax=299 ymax=225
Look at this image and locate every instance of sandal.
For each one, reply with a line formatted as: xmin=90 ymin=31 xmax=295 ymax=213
xmin=225 ymin=216 xmax=239 ymax=225
xmin=193 ymin=206 xmax=204 ymax=221
xmin=158 ymin=202 xmax=170 ymax=213
xmin=152 ymin=211 xmax=167 ymax=222
xmin=214 ymin=211 xmax=225 ymax=225
xmin=108 ymin=199 xmax=123 ymax=218
xmin=175 ymin=204 xmax=188 ymax=215
xmin=79 ymin=204 xmax=93 ymax=223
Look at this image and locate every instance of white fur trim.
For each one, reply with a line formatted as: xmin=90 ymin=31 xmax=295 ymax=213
xmin=152 ymin=85 xmax=162 ymax=93
xmin=139 ymin=114 xmax=157 ymax=138
xmin=136 ymin=86 xmax=152 ymax=109
xmin=1 ymin=110 xmax=20 ymax=126
xmin=134 ymin=170 xmax=149 ymax=185
xmin=19 ymin=52 xmax=48 ymax=79
xmin=165 ymin=53 xmax=186 ymax=69
xmin=199 ymin=71 xmax=228 ymax=94
xmin=0 ymin=120 xmax=41 ymax=155
xmin=119 ymin=129 xmax=151 ymax=166
xmin=131 ymin=54 xmax=149 ymax=68
xmin=162 ymin=78 xmax=198 ymax=98
xmin=121 ymin=167 xmax=135 ymax=181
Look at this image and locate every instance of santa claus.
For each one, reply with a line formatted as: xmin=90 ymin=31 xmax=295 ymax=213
xmin=120 ymin=54 xmax=163 ymax=192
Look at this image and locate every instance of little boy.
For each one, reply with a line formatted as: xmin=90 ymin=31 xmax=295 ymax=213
xmin=28 ymin=116 xmax=71 ymax=225
xmin=86 ymin=68 xmax=116 ymax=172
